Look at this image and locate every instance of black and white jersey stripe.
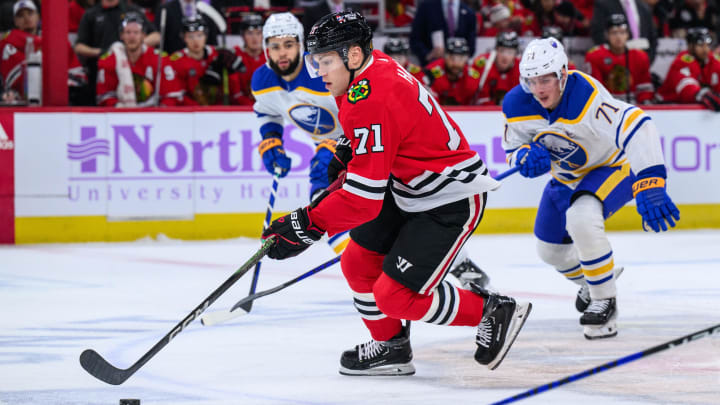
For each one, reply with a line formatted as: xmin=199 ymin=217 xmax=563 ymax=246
xmin=391 ymin=155 xmax=487 ymax=199
xmin=352 ymin=291 xmax=386 ymax=321
xmin=343 ymin=172 xmax=387 ymax=200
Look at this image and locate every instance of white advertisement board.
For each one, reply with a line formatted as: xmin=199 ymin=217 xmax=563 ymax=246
xmin=13 ymin=109 xmax=720 ymax=220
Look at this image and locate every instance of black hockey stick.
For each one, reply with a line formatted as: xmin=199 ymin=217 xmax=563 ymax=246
xmin=200 ymin=254 xmax=342 ymax=326
xmin=241 ymin=168 xmax=282 ymax=314
xmin=79 ymin=237 xmax=275 ymax=385
xmin=491 ymin=322 xmax=720 ymax=405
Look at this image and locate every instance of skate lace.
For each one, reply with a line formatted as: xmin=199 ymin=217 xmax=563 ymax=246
xmin=476 ymin=319 xmax=492 ymax=348
xmin=358 ymin=340 xmax=385 ymax=361
xmin=586 ymin=299 xmax=610 ymax=314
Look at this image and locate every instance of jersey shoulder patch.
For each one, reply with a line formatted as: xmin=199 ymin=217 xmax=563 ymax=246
xmin=170 ymin=51 xmax=183 ymax=61
xmin=430 ymin=65 xmax=444 ymax=78
xmin=474 ymin=57 xmax=486 ymax=68
xmin=468 ymin=67 xmax=480 ymax=79
xmin=99 ymin=51 xmax=112 ymax=60
xmin=587 ymin=45 xmax=601 ymax=54
xmin=681 ymin=53 xmax=695 ymax=63
xmin=347 ymin=78 xmax=371 ymax=104
xmin=408 ymin=64 xmax=421 ymax=74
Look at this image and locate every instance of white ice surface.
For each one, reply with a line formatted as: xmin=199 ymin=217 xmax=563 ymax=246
xmin=1 ymin=230 xmax=719 ymax=405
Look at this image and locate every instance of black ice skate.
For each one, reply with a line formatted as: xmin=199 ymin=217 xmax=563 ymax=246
xmin=580 ymin=297 xmax=618 ymax=340
xmin=449 ymin=258 xmax=491 ymax=289
xmin=469 ymin=282 xmax=532 ymax=370
xmin=338 ymin=324 xmax=415 ymax=376
xmin=575 ymin=267 xmax=624 ymax=312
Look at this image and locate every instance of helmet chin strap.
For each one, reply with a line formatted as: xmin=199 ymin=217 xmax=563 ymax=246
xmin=344 ymin=48 xmax=371 ymax=85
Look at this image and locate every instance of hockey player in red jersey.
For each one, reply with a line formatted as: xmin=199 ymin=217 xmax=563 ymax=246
xmin=262 ymin=11 xmax=532 ymax=376
xmin=426 ymin=37 xmax=481 ymax=105
xmin=585 ymin=14 xmax=654 ymax=104
xmin=382 ymin=37 xmax=429 ymax=87
xmin=96 ymin=13 xmax=182 ymax=107
xmin=233 ymin=14 xmax=266 ymax=105
xmin=471 ymin=31 xmax=521 ymax=106
xmin=169 ymin=17 xmax=246 ymax=106
xmin=0 ymin=0 xmax=86 ymax=103
xmin=657 ymin=27 xmax=720 ymax=111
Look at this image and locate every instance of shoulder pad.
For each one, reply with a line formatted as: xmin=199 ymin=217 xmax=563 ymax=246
xmin=430 ymin=65 xmax=444 ymax=78
xmin=474 ymin=57 xmax=486 ymax=68
xmin=681 ymin=54 xmax=695 ymax=63
xmin=408 ymin=64 xmax=421 ymax=74
xmin=170 ymin=51 xmax=183 ymax=61
xmin=468 ymin=67 xmax=480 ymax=79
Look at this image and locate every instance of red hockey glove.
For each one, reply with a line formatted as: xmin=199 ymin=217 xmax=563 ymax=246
xmin=327 ymin=135 xmax=353 ymax=184
xmin=696 ymin=88 xmax=720 ymax=111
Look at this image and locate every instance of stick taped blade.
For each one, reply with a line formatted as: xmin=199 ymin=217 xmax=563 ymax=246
xmin=200 ymin=308 xmax=248 ymax=326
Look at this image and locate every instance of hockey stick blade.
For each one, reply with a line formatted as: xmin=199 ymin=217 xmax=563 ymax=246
xmin=78 ymin=237 xmax=274 ymax=385
xmin=201 ymin=255 xmax=341 ymax=327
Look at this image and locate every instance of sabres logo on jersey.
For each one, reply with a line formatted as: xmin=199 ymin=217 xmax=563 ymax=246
xmin=348 ymin=79 xmax=371 ymax=104
xmin=535 ymin=130 xmax=588 ymax=171
xmin=288 ymin=104 xmax=337 ymax=136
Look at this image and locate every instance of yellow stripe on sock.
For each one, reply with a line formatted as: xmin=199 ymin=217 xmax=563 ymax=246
xmin=583 ymin=260 xmax=615 ymax=278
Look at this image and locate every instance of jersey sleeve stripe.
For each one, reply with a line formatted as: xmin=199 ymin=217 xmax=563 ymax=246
xmin=343 ymin=179 xmax=387 ymax=200
xmin=676 ymin=77 xmax=699 ymax=95
xmin=620 ymin=116 xmax=651 ymax=152
xmin=615 ymin=106 xmax=636 ymax=148
xmin=345 ymin=172 xmax=389 ymax=188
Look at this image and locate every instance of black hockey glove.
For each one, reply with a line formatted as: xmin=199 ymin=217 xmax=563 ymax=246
xmin=215 ymin=48 xmax=246 ymax=73
xmin=327 ymin=135 xmax=353 ymax=183
xmin=199 ymin=66 xmax=222 ymax=86
xmin=697 ymin=87 xmax=720 ymax=111
xmin=262 ymin=207 xmax=324 ymax=260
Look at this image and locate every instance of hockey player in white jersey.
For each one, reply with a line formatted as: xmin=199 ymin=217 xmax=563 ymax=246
xmin=502 ymin=38 xmax=680 ymax=339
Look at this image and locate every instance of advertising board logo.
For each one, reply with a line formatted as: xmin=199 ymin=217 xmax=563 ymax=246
xmin=67 ymin=127 xmax=110 ymax=173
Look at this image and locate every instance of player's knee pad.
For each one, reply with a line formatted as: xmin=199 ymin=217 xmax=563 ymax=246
xmin=341 ymin=239 xmax=384 ymax=293
xmin=536 ymin=239 xmax=577 ymax=269
xmin=373 ymin=273 xmax=415 ymax=319
xmin=566 ymin=195 xmax=606 ymax=248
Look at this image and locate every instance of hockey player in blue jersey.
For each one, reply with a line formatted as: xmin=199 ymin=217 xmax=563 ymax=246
xmin=502 ymin=38 xmax=680 ymax=339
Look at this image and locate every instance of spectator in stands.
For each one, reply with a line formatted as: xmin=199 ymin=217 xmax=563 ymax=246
xmin=411 ymin=0 xmax=476 ymax=66
xmin=640 ymin=0 xmax=673 ymax=37
xmin=303 ymin=0 xmax=345 ymax=36
xmin=1 ymin=0 xmax=87 ymax=105
xmin=387 ymin=0 xmax=417 ymax=27
xmin=70 ymin=0 xmax=95 ymax=33
xmin=586 ymin=14 xmax=654 ymax=104
xmin=523 ymin=0 xmax=559 ymax=36
xmin=96 ymin=12 xmax=182 ymax=106
xmin=668 ymin=0 xmax=720 ymax=40
xmin=471 ymin=31 xmax=520 ymax=105
xmin=541 ymin=25 xmax=578 ymax=68
xmin=427 ymin=37 xmax=480 ymax=105
xmin=482 ymin=3 xmax=515 ymax=36
xmin=591 ymin=0 xmax=658 ymax=61
xmin=383 ymin=37 xmax=429 ymax=86
xmin=157 ymin=0 xmax=223 ymax=54
xmin=553 ymin=0 xmax=590 ymax=36
xmin=75 ymin=0 xmax=159 ymax=105
xmin=657 ymin=27 xmax=720 ymax=110
xmin=234 ymin=13 xmax=266 ymax=105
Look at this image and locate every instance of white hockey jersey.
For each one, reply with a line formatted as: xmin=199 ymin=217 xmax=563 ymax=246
xmin=251 ymin=58 xmax=343 ymax=142
xmin=502 ymin=71 xmax=665 ymax=188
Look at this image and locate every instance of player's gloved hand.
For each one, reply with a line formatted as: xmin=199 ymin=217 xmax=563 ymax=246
xmin=258 ymin=132 xmax=291 ymax=178
xmin=514 ymin=142 xmax=551 ymax=178
xmin=696 ymin=87 xmax=720 ymax=111
xmin=199 ymin=66 xmax=222 ymax=86
xmin=262 ymin=206 xmax=324 ymax=259
xmin=633 ymin=165 xmax=680 ymax=232
xmin=309 ymin=139 xmax=336 ymax=202
xmin=214 ymin=48 xmax=246 ymax=73
xmin=327 ymin=135 xmax=353 ymax=184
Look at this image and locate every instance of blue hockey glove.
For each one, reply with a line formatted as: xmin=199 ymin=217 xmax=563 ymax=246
xmin=633 ymin=166 xmax=680 ymax=232
xmin=258 ymin=132 xmax=291 ymax=178
xmin=309 ymin=139 xmax=337 ymax=201
xmin=514 ymin=142 xmax=551 ymax=178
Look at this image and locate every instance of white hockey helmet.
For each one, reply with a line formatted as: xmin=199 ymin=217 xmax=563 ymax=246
xmin=262 ymin=12 xmax=304 ymax=61
xmin=519 ymin=38 xmax=568 ymax=93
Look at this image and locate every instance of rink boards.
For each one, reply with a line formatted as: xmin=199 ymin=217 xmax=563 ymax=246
xmin=1 ymin=106 xmax=719 ymax=243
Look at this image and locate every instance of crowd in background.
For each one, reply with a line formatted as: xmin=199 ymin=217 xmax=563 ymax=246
xmin=1 ymin=0 xmax=719 ymax=109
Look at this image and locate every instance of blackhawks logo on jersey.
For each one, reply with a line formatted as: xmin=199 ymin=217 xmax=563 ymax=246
xmin=348 ymin=79 xmax=371 ymax=104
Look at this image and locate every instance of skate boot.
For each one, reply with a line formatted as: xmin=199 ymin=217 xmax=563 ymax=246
xmin=580 ymin=297 xmax=618 ymax=340
xmin=339 ymin=324 xmax=415 ymax=376
xmin=575 ymin=266 xmax=624 ymax=313
xmin=449 ymin=258 xmax=491 ymax=289
xmin=469 ymin=282 xmax=532 ymax=370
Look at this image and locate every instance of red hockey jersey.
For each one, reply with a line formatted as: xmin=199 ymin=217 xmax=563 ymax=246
xmin=170 ymin=46 xmax=246 ymax=106
xmin=471 ymin=52 xmax=520 ymax=106
xmin=96 ymin=45 xmax=182 ymax=106
xmin=426 ymin=58 xmax=481 ymax=105
xmin=585 ymin=45 xmax=654 ymax=104
xmin=234 ymin=46 xmax=266 ymax=106
xmin=657 ymin=50 xmax=720 ymax=103
xmin=309 ymin=50 xmax=498 ymax=236
xmin=0 ymin=29 xmax=85 ymax=99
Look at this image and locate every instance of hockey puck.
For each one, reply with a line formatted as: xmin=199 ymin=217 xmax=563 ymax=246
xmin=119 ymin=400 xmax=140 ymax=405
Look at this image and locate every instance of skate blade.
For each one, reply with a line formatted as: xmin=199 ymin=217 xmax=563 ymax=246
xmin=487 ymin=301 xmax=532 ymax=370
xmin=338 ymin=362 xmax=416 ymax=376
xmin=584 ymin=321 xmax=618 ymax=340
